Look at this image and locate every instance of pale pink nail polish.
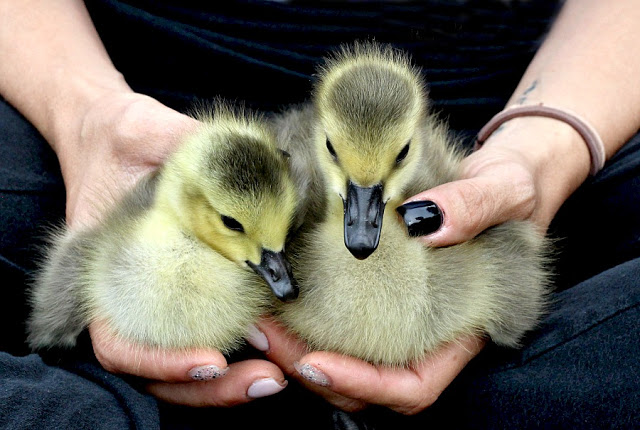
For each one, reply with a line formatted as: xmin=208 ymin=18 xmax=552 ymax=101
xmin=247 ymin=378 xmax=287 ymax=398
xmin=246 ymin=324 xmax=269 ymax=352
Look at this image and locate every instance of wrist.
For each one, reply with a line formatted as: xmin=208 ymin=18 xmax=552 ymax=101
xmin=477 ymin=115 xmax=591 ymax=228
xmin=49 ymin=76 xmax=136 ymax=208
xmin=47 ymin=70 xmax=132 ymax=155
xmin=477 ymin=105 xmax=606 ymax=176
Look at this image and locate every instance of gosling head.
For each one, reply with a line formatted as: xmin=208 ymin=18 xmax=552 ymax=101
xmin=313 ymin=42 xmax=427 ymax=259
xmin=161 ymin=108 xmax=299 ymax=301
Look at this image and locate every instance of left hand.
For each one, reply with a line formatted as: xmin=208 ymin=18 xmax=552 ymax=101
xmin=405 ymin=115 xmax=591 ymax=248
xmin=256 ymin=317 xmax=485 ymax=415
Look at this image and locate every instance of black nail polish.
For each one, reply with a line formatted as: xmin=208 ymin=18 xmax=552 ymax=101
xmin=396 ymin=201 xmax=442 ymax=237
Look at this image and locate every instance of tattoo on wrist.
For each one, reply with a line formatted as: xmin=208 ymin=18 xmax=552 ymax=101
xmin=517 ymin=79 xmax=539 ymax=105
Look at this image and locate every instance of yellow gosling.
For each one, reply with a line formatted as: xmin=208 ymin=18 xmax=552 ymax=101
xmin=28 ymin=104 xmax=299 ymax=354
xmin=273 ymin=42 xmax=551 ymax=367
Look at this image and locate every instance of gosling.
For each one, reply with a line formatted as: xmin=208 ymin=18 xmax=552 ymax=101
xmin=28 ymin=105 xmax=299 ymax=354
xmin=273 ymin=42 xmax=551 ymax=367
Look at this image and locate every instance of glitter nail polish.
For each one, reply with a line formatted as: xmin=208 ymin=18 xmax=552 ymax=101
xmin=294 ymin=362 xmax=331 ymax=387
xmin=188 ymin=365 xmax=228 ymax=381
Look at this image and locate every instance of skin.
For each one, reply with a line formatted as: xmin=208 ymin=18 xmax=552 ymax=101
xmin=1 ymin=0 xmax=639 ymax=414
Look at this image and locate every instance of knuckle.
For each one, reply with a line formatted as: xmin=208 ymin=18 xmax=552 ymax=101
xmin=454 ymin=181 xmax=492 ymax=237
xmin=113 ymin=102 xmax=149 ymax=147
xmin=454 ymin=167 xmax=538 ymax=238
xmin=496 ymin=161 xmax=537 ymax=220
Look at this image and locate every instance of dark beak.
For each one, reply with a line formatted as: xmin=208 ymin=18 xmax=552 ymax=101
xmin=247 ymin=249 xmax=298 ymax=302
xmin=343 ymin=181 xmax=385 ymax=260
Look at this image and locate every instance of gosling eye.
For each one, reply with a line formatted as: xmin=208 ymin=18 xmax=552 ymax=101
xmin=326 ymin=138 xmax=338 ymax=160
xmin=278 ymin=149 xmax=291 ymax=159
xmin=395 ymin=142 xmax=410 ymax=165
xmin=221 ymin=215 xmax=244 ymax=233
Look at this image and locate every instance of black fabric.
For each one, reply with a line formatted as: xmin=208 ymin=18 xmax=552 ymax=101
xmin=396 ymin=257 xmax=640 ymax=429
xmin=84 ymin=0 xmax=558 ymax=137
xmin=0 ymin=351 xmax=160 ymax=430
xmin=1 ymin=0 xmax=639 ymax=429
xmin=0 ymin=100 xmax=65 ymax=357
xmin=550 ymin=133 xmax=640 ymax=290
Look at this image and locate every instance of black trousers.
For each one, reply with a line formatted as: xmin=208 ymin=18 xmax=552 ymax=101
xmin=1 ymin=1 xmax=638 ymax=429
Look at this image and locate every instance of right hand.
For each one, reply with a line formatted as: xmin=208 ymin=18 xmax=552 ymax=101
xmin=58 ymin=91 xmax=197 ymax=228
xmin=61 ymin=91 xmax=287 ymax=406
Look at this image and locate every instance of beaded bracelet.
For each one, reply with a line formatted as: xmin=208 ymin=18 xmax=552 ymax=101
xmin=475 ymin=104 xmax=606 ymax=175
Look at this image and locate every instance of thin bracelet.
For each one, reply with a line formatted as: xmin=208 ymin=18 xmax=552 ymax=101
xmin=475 ymin=104 xmax=606 ymax=175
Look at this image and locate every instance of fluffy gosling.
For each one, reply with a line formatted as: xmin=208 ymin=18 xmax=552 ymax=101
xmin=273 ymin=42 xmax=551 ymax=367
xmin=28 ymin=105 xmax=299 ymax=354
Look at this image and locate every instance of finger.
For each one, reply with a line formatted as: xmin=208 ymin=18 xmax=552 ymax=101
xmin=257 ymin=318 xmax=368 ymax=412
xmin=295 ymin=336 xmax=485 ymax=415
xmin=89 ymin=320 xmax=228 ymax=383
xmin=401 ymin=161 xmax=536 ymax=247
xmin=146 ymin=359 xmax=287 ymax=407
xmin=255 ymin=317 xmax=309 ymax=374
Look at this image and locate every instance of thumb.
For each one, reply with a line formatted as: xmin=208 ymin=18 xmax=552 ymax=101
xmin=398 ymin=172 xmax=536 ymax=247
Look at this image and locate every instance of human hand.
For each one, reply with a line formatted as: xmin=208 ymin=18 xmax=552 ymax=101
xmin=56 ymin=91 xmax=200 ymax=228
xmin=59 ymin=91 xmax=287 ymax=406
xmin=400 ymin=115 xmax=592 ymax=247
xmin=90 ymin=320 xmax=287 ymax=406
xmin=256 ymin=318 xmax=485 ymax=415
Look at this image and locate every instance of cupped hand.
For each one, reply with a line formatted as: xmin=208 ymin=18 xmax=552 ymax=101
xmin=60 ymin=91 xmax=286 ymax=406
xmin=256 ymin=318 xmax=485 ymax=415
xmin=90 ymin=320 xmax=287 ymax=407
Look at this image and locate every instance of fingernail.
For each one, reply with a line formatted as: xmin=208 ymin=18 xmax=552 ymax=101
xmin=294 ymin=362 xmax=331 ymax=387
xmin=188 ymin=365 xmax=229 ymax=381
xmin=246 ymin=324 xmax=269 ymax=352
xmin=247 ymin=378 xmax=288 ymax=398
xmin=396 ymin=200 xmax=442 ymax=237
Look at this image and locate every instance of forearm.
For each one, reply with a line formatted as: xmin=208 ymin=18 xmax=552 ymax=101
xmin=0 ymin=0 xmax=131 ymax=151
xmin=506 ymin=0 xmax=640 ymax=158
xmin=476 ymin=0 xmax=640 ymax=228
xmin=0 ymin=1 xmax=196 ymax=227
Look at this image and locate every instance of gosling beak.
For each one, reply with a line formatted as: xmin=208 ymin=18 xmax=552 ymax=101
xmin=247 ymin=249 xmax=299 ymax=302
xmin=343 ymin=181 xmax=385 ymax=260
